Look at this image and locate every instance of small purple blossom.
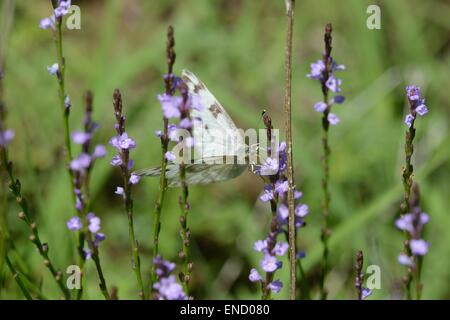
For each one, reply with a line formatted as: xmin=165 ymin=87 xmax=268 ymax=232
xmin=153 ymin=275 xmax=187 ymax=300
xmin=94 ymin=233 xmax=106 ymax=246
xmin=0 ymin=129 xmax=14 ymax=146
xmin=398 ymin=253 xmax=414 ymax=267
xmin=361 ymin=287 xmax=372 ymax=300
xmin=109 ymin=133 xmax=136 ymax=150
xmin=179 ymin=118 xmax=192 ymax=129
xmin=87 ymin=213 xmax=101 ymax=233
xmin=306 ymin=60 xmax=325 ymax=80
xmin=325 ymin=76 xmax=342 ymax=93
xmin=260 ymin=254 xmax=280 ymax=273
xmin=157 ymin=94 xmax=182 ymax=119
xmin=333 ymin=95 xmax=345 ymax=104
xmin=314 ymin=101 xmax=327 ymax=113
xmin=39 ymin=16 xmax=55 ymax=31
xmin=47 ymin=63 xmax=59 ymax=75
xmin=165 ymin=151 xmax=176 ymax=162
xmin=277 ymin=203 xmax=289 ymax=220
xmin=274 ymin=180 xmax=289 ymax=196
xmin=253 ymin=240 xmax=268 ymax=252
xmin=260 ymin=157 xmax=279 ymax=176
xmin=84 ymin=248 xmax=92 ymax=260
xmin=259 ymin=185 xmax=274 ymax=202
xmin=110 ymin=155 xmax=122 ymax=166
xmin=249 ymin=268 xmax=262 ymax=282
xmin=129 ymin=174 xmax=141 ymax=185
xmin=404 ymin=113 xmax=414 ymax=128
xmin=273 ymin=242 xmax=289 ymax=256
xmin=66 ymin=216 xmax=82 ymax=231
xmin=406 ymin=85 xmax=421 ymax=101
xmin=153 ymin=255 xmax=177 ymax=278
xmin=415 ymin=103 xmax=428 ymax=116
xmin=295 ymin=204 xmax=309 ymax=218
xmin=70 ymin=153 xmax=91 ymax=172
xmin=410 ymin=239 xmax=429 ymax=256
xmin=71 ymin=131 xmax=91 ymax=145
xmin=115 ymin=186 xmax=124 ymax=196
xmin=268 ymin=280 xmax=283 ymax=293
xmin=93 ymin=144 xmax=107 ymax=158
xmin=327 ymin=113 xmax=340 ymax=126
xmin=54 ymin=0 xmax=72 ymax=18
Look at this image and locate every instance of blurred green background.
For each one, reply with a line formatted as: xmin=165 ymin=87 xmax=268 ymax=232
xmin=0 ymin=0 xmax=449 ymax=299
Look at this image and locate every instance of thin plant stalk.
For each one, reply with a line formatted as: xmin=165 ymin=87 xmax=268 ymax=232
xmin=319 ymin=24 xmax=333 ymax=300
xmin=112 ymin=89 xmax=146 ymax=299
xmin=152 ymin=26 xmax=175 ymax=283
xmin=5 ymin=255 xmax=33 ymax=300
xmin=283 ymin=0 xmax=296 ymax=300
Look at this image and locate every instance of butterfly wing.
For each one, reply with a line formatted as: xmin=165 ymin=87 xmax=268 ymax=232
xmin=134 ymin=70 xmax=248 ymax=187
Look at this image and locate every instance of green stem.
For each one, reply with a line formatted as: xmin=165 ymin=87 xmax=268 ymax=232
xmin=178 ymin=163 xmax=191 ymax=295
xmin=5 ymin=254 xmax=33 ymax=300
xmin=283 ymin=0 xmax=297 ymax=301
xmin=1 ymin=148 xmax=70 ymax=299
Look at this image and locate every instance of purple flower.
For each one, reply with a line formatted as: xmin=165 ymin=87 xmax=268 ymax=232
xmin=274 ymin=180 xmax=289 ymax=196
xmin=333 ymin=95 xmax=345 ymax=104
xmin=327 ymin=113 xmax=340 ymax=126
xmin=361 ymin=287 xmax=372 ymax=300
xmin=415 ymin=103 xmax=428 ymax=116
xmin=260 ymin=254 xmax=280 ymax=273
xmin=277 ymin=203 xmax=289 ymax=220
xmin=167 ymin=124 xmax=180 ymax=142
xmin=307 ymin=60 xmax=325 ymax=80
xmin=71 ymin=131 xmax=91 ymax=145
xmin=110 ymin=155 xmax=122 ymax=166
xmin=260 ymin=157 xmax=279 ymax=176
xmin=179 ymin=118 xmax=192 ymax=129
xmin=253 ymin=240 xmax=268 ymax=252
xmin=325 ymin=76 xmax=342 ymax=93
xmin=273 ymin=242 xmax=289 ymax=256
xmin=129 ymin=174 xmax=141 ymax=185
xmin=165 ymin=151 xmax=176 ymax=162
xmin=410 ymin=239 xmax=429 ymax=256
xmin=404 ymin=113 xmax=414 ymax=128
xmin=39 ymin=16 xmax=55 ymax=30
xmin=84 ymin=248 xmax=92 ymax=260
xmin=47 ymin=63 xmax=59 ymax=75
xmin=295 ymin=204 xmax=309 ymax=218
xmin=268 ymin=280 xmax=283 ymax=293
xmin=70 ymin=153 xmax=91 ymax=172
xmin=294 ymin=190 xmax=303 ymax=199
xmin=398 ymin=253 xmax=414 ymax=267
xmin=67 ymin=216 xmax=82 ymax=231
xmin=395 ymin=212 xmax=429 ymax=233
xmin=54 ymin=0 xmax=71 ymax=18
xmin=87 ymin=213 xmax=101 ymax=233
xmin=153 ymin=275 xmax=187 ymax=300
xmin=94 ymin=233 xmax=106 ymax=246
xmin=314 ymin=101 xmax=327 ymax=113
xmin=249 ymin=268 xmax=262 ymax=282
xmin=93 ymin=145 xmax=107 ymax=158
xmin=0 ymin=129 xmax=15 ymax=146
xmin=153 ymin=255 xmax=177 ymax=277
xmin=406 ymin=85 xmax=421 ymax=101
xmin=115 ymin=186 xmax=124 ymax=196
xmin=157 ymin=94 xmax=182 ymax=119
xmin=109 ymin=132 xmax=136 ymax=150
xmin=259 ymin=185 xmax=274 ymax=202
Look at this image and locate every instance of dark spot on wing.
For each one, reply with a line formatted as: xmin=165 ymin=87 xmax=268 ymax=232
xmin=209 ymin=103 xmax=222 ymax=118
xmin=193 ymin=82 xmax=206 ymax=93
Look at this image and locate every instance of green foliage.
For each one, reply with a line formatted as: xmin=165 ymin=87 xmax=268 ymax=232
xmin=1 ymin=0 xmax=449 ymax=299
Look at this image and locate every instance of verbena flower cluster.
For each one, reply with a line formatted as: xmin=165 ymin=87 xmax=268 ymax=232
xmin=396 ymin=186 xmax=429 ymax=267
xmin=156 ymin=74 xmax=203 ymax=161
xmin=249 ymin=141 xmax=309 ymax=295
xmin=66 ymin=94 xmax=107 ymax=259
xmin=404 ymin=85 xmax=429 ymax=128
xmin=307 ymin=56 xmax=345 ymax=125
xmin=39 ymin=0 xmax=71 ymax=32
xmin=152 ymin=255 xmax=187 ymax=300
